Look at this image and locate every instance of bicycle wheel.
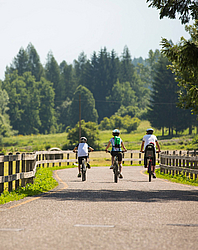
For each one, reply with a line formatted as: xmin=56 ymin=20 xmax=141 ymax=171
xmin=148 ymin=160 xmax=152 ymax=182
xmin=114 ymin=162 xmax=119 ymax=183
xmin=82 ymin=160 xmax=86 ymax=181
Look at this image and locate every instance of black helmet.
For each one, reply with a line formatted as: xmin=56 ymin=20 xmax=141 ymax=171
xmin=80 ymin=137 xmax=87 ymax=142
xmin=112 ymin=129 xmax=120 ymax=136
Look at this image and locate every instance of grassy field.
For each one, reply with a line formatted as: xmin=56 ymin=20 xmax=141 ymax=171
xmin=1 ymin=120 xmax=197 ymax=154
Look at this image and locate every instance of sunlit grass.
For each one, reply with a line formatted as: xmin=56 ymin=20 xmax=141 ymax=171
xmin=155 ymin=168 xmax=198 ymax=186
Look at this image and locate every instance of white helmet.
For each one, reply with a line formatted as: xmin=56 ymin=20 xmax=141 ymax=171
xmin=146 ymin=128 xmax=153 ymax=134
xmin=80 ymin=137 xmax=87 ymax=142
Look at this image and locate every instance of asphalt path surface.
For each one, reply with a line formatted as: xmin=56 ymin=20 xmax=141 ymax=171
xmin=0 ymin=166 xmax=198 ymax=250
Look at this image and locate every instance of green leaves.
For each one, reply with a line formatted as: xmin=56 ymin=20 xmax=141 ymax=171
xmin=67 ymin=120 xmax=100 ymax=149
xmin=161 ymin=21 xmax=198 ymax=114
xmin=147 ymin=0 xmax=198 ymax=24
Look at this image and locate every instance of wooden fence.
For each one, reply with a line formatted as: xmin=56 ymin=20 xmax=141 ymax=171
xmin=1 ymin=149 xmax=197 ymax=194
xmin=160 ymin=150 xmax=198 ymax=180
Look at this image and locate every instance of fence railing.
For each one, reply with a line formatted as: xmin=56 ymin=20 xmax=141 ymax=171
xmin=160 ymin=150 xmax=198 ymax=180
xmin=0 ymin=150 xmax=150 ymax=194
xmin=2 ymin=149 xmax=197 ymax=195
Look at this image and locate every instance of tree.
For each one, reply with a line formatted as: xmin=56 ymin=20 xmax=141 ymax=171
xmin=39 ymin=78 xmax=56 ymax=134
xmin=106 ymin=80 xmax=137 ymax=115
xmin=0 ymin=82 xmax=14 ymax=136
xmin=45 ymin=52 xmax=61 ymax=107
xmin=147 ymin=1 xmax=198 ymax=114
xmin=161 ymin=21 xmax=198 ymax=114
xmin=59 ymin=60 xmax=77 ymax=100
xmin=122 ymin=116 xmax=140 ymax=133
xmin=119 ymin=46 xmax=135 ymax=83
xmin=8 ymin=48 xmax=29 ymax=76
xmin=147 ymin=54 xmax=196 ymax=136
xmin=147 ymin=0 xmax=198 ymax=24
xmin=26 ymin=43 xmax=44 ymax=81
xmin=67 ymin=120 xmax=100 ymax=149
xmin=69 ymin=85 xmax=98 ymax=127
xmin=3 ymin=72 xmax=41 ymax=134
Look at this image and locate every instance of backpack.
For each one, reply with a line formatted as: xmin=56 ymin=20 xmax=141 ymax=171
xmin=114 ymin=136 xmax=121 ymax=148
xmin=145 ymin=143 xmax=155 ymax=158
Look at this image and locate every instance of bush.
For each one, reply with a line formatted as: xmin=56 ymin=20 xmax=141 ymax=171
xmin=67 ymin=120 xmax=101 ymax=149
xmin=99 ymin=115 xmax=140 ymax=133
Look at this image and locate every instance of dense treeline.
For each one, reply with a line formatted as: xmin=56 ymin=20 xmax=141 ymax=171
xmin=0 ymin=43 xmax=196 ymax=137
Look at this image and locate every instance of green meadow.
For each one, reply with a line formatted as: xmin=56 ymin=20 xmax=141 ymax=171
xmin=1 ymin=120 xmax=198 ymax=154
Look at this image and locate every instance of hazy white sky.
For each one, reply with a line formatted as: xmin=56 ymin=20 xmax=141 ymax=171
xmin=0 ymin=0 xmax=192 ymax=80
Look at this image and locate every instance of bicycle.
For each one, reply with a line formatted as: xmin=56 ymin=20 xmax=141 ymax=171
xmin=142 ymin=144 xmax=159 ymax=182
xmin=75 ymin=150 xmax=91 ymax=182
xmin=81 ymin=157 xmax=87 ymax=182
xmin=107 ymin=151 xmax=124 ymax=183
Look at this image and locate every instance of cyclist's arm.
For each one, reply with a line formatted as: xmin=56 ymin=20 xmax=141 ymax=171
xmin=105 ymin=141 xmax=111 ymax=152
xmin=156 ymin=141 xmax=161 ymax=152
xmin=121 ymin=141 xmax=127 ymax=152
xmin=73 ymin=146 xmax=78 ymax=153
xmin=140 ymin=141 xmax=145 ymax=152
xmin=88 ymin=146 xmax=94 ymax=152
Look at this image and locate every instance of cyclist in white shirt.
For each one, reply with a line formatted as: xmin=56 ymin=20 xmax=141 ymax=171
xmin=73 ymin=137 xmax=94 ymax=178
xmin=140 ymin=128 xmax=161 ymax=178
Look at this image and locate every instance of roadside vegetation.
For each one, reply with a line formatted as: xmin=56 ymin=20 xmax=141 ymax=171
xmin=0 ymin=120 xmax=198 ymax=205
xmin=155 ymin=169 xmax=198 ymax=187
xmin=1 ymin=120 xmax=198 ymax=154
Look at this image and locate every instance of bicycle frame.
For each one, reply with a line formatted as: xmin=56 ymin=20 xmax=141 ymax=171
xmin=81 ymin=158 xmax=87 ymax=182
xmin=107 ymin=151 xmax=124 ymax=183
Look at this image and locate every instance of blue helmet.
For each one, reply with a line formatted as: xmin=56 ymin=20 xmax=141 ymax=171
xmin=112 ymin=129 xmax=120 ymax=136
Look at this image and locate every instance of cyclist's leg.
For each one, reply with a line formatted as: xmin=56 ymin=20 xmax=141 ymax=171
xmin=110 ymin=152 xmax=115 ymax=168
xmin=152 ymin=155 xmax=156 ymax=177
xmin=77 ymin=157 xmax=82 ymax=177
xmin=118 ymin=153 xmax=123 ymax=177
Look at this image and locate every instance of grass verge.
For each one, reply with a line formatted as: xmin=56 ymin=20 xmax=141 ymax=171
xmin=155 ymin=168 xmax=198 ymax=186
xmin=0 ymin=165 xmax=75 ymax=205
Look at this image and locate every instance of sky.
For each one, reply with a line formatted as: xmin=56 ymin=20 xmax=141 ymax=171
xmin=0 ymin=0 xmax=192 ymax=80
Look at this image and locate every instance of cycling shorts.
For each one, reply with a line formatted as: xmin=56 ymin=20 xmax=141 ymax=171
xmin=78 ymin=156 xmax=88 ymax=164
xmin=111 ymin=151 xmax=122 ymax=161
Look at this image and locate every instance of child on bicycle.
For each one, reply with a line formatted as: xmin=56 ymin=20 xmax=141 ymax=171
xmin=140 ymin=128 xmax=161 ymax=178
xmin=105 ymin=129 xmax=127 ymax=179
xmin=73 ymin=136 xmax=94 ymax=178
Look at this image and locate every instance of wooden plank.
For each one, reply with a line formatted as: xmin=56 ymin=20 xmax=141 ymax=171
xmin=160 ymin=164 xmax=198 ymax=175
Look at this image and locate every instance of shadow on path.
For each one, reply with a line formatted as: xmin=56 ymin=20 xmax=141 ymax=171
xmin=44 ymin=189 xmax=198 ymax=203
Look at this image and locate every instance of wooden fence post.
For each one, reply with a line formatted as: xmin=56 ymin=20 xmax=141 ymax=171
xmin=8 ymin=153 xmax=13 ymax=192
xmin=131 ymin=153 xmax=133 ymax=165
xmin=67 ymin=153 xmax=69 ymax=166
xmin=21 ymin=153 xmax=26 ymax=187
xmin=0 ymin=153 xmax=4 ymax=194
xmin=139 ymin=153 xmax=141 ymax=165
xmin=15 ymin=152 xmax=20 ymax=189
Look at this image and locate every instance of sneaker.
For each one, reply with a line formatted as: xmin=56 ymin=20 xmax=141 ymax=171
xmin=77 ymin=173 xmax=81 ymax=178
xmin=87 ymin=163 xmax=91 ymax=169
xmin=110 ymin=165 xmax=114 ymax=169
xmin=153 ymin=173 xmax=156 ymax=178
xmin=119 ymin=173 xmax=123 ymax=179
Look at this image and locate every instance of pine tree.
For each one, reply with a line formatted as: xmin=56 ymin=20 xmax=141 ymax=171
xmin=45 ymin=52 xmax=61 ymax=107
xmin=26 ymin=43 xmax=44 ymax=81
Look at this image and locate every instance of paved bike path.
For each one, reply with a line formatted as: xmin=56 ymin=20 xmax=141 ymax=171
xmin=0 ymin=166 xmax=198 ymax=250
